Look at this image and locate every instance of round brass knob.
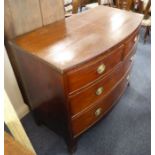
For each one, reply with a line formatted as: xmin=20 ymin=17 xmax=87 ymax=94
xmin=127 ymin=75 xmax=130 ymax=80
xmin=97 ymin=64 xmax=106 ymax=74
xmin=134 ymin=36 xmax=138 ymax=42
xmin=130 ymin=55 xmax=135 ymax=61
xmin=95 ymin=108 xmax=102 ymax=117
xmin=96 ymin=87 xmax=104 ymax=96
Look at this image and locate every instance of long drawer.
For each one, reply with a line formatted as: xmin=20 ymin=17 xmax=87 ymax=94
xmin=67 ymin=44 xmax=124 ymax=93
xmin=71 ymin=71 xmax=130 ymax=137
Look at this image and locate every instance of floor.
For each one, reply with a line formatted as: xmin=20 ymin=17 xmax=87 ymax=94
xmin=22 ymin=28 xmax=151 ymax=155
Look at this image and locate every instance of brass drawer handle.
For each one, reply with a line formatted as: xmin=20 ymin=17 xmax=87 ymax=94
xmin=134 ymin=36 xmax=138 ymax=43
xmin=130 ymin=55 xmax=135 ymax=61
xmin=127 ymin=75 xmax=130 ymax=80
xmin=95 ymin=108 xmax=102 ymax=117
xmin=96 ymin=87 xmax=104 ymax=96
xmin=97 ymin=64 xmax=106 ymax=74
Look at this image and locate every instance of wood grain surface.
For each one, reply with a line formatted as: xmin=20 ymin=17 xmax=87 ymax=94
xmin=13 ymin=6 xmax=143 ymax=72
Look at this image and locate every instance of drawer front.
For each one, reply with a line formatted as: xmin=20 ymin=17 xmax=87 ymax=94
xmin=69 ymin=64 xmax=125 ymax=117
xmin=72 ymin=73 xmax=129 ymax=137
xmin=67 ymin=44 xmax=124 ymax=93
xmin=123 ymin=39 xmax=137 ymax=71
xmin=124 ymin=31 xmax=139 ymax=58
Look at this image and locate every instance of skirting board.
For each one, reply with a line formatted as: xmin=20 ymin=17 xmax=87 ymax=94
xmin=17 ymin=104 xmax=29 ymax=119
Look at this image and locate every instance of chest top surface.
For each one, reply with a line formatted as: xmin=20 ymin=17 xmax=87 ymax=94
xmin=12 ymin=6 xmax=143 ymax=73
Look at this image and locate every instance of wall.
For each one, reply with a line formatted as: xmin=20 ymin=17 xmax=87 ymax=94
xmin=4 ymin=48 xmax=29 ymax=119
xmin=4 ymin=0 xmax=65 ymax=39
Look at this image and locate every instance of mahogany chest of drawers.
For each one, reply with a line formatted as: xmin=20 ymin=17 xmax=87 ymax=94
xmin=8 ymin=6 xmax=143 ymax=153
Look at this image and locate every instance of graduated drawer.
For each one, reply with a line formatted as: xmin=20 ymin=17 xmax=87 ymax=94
xmin=71 ymin=72 xmax=129 ymax=137
xmin=67 ymin=44 xmax=124 ymax=93
xmin=124 ymin=30 xmax=139 ymax=58
xmin=69 ymin=63 xmax=125 ymax=117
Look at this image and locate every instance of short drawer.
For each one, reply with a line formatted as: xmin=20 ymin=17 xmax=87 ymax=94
xmin=72 ymin=73 xmax=129 ymax=137
xmin=67 ymin=44 xmax=124 ymax=93
xmin=124 ymin=31 xmax=139 ymax=58
xmin=123 ymin=41 xmax=137 ymax=71
xmin=69 ymin=63 xmax=125 ymax=117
